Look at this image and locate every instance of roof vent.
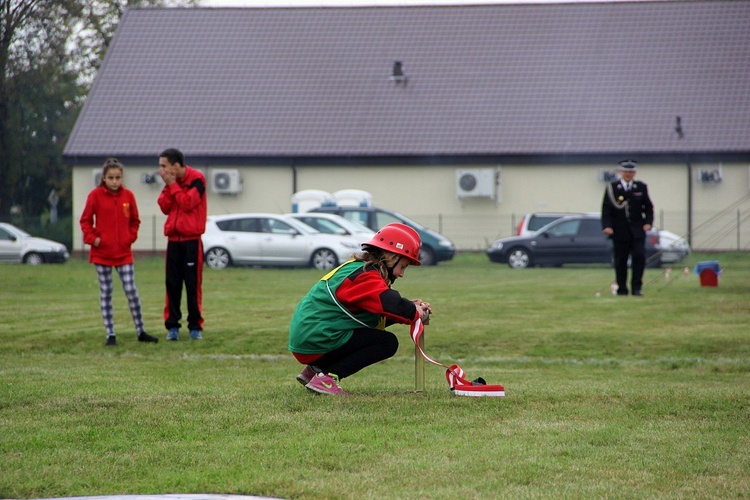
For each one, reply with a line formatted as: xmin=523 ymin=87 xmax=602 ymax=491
xmin=389 ymin=61 xmax=407 ymax=85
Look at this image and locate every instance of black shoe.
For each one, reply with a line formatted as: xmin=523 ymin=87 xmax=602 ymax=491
xmin=632 ymin=290 xmax=644 ymax=296
xmin=105 ymin=336 xmax=117 ymax=347
xmin=616 ymin=291 xmax=629 ymax=296
xmin=138 ymin=332 xmax=159 ymax=343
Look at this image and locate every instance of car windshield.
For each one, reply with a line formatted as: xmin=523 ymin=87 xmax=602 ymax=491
xmin=347 ymin=219 xmax=373 ymax=233
xmin=368 ymin=210 xmax=427 ymax=231
xmin=1 ymin=224 xmax=29 ymax=237
xmin=297 ymin=217 xmax=345 ymax=234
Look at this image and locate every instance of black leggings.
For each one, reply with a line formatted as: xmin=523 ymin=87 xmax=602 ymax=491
xmin=313 ymin=328 xmax=399 ymax=379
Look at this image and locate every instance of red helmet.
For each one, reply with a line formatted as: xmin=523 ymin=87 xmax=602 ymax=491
xmin=363 ymin=223 xmax=421 ymax=266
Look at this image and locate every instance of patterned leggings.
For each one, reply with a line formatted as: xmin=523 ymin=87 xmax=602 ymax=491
xmin=96 ymin=264 xmax=145 ymax=336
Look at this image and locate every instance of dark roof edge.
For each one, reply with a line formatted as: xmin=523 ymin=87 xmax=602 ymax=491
xmin=63 ymin=152 xmax=750 ymax=167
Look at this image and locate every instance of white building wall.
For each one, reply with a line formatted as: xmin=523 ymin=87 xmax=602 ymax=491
xmin=72 ymin=160 xmax=750 ymax=253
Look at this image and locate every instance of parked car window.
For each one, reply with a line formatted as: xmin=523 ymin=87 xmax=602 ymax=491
xmin=528 ymin=216 xmax=562 ymax=232
xmin=297 ymin=217 xmax=342 ymax=234
xmin=579 ymin=219 xmax=603 ymax=236
xmin=339 ymin=210 xmax=370 ymax=227
xmin=374 ymin=211 xmax=402 ymax=229
xmin=266 ymin=218 xmax=297 ymax=234
xmin=548 ymin=220 xmax=580 ymax=237
xmin=0 ymin=227 xmax=12 ymax=240
xmin=217 ymin=218 xmax=260 ymax=232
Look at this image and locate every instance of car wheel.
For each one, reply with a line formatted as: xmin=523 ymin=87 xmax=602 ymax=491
xmin=23 ymin=252 xmax=44 ymax=265
xmin=507 ymin=247 xmax=532 ymax=269
xmin=205 ymin=247 xmax=231 ymax=270
xmin=419 ymin=246 xmax=437 ymax=266
xmin=311 ymin=248 xmax=338 ymax=271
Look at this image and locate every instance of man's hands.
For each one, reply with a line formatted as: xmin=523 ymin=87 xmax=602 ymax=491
xmin=159 ymin=166 xmax=176 ymax=185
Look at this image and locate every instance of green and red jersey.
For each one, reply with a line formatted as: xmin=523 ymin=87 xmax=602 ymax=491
xmin=289 ymin=260 xmax=420 ymax=355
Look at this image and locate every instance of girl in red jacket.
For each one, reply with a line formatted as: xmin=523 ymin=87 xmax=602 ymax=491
xmin=80 ymin=158 xmax=158 ymax=346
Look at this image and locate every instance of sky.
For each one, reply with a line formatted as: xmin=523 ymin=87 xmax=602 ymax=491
xmin=198 ymin=0 xmax=646 ymax=7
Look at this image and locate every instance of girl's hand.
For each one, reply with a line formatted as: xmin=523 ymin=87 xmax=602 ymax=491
xmin=413 ymin=299 xmax=432 ymax=323
xmin=94 ymin=237 xmax=101 ymax=247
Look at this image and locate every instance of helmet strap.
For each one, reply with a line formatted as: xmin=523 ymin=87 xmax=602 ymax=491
xmin=386 ymin=265 xmax=397 ymax=284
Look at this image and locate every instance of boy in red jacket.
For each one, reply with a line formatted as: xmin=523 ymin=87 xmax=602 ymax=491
xmin=158 ymin=148 xmax=208 ymax=340
xmin=80 ymin=158 xmax=158 ymax=346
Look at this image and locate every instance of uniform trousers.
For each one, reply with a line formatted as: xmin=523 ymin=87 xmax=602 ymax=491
xmin=612 ymin=237 xmax=646 ymax=294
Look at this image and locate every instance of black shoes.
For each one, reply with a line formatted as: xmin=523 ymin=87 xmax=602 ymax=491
xmin=632 ymin=290 xmax=644 ymax=296
xmin=138 ymin=332 xmax=159 ymax=343
xmin=106 ymin=333 xmax=158 ymax=346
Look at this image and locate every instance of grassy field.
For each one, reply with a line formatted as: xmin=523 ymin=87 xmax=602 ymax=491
xmin=1 ymin=252 xmax=749 ymax=499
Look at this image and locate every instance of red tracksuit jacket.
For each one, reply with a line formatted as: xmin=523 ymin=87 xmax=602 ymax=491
xmin=157 ymin=166 xmax=207 ymax=240
xmin=80 ymin=186 xmax=140 ymax=266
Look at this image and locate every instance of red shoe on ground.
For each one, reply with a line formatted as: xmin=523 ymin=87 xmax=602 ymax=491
xmin=296 ymin=365 xmax=317 ymax=385
xmin=305 ymin=372 xmax=349 ymax=396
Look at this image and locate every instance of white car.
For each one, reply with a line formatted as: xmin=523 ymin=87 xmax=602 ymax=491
xmin=653 ymin=228 xmax=690 ymax=264
xmin=286 ymin=212 xmax=375 ymax=241
xmin=0 ymin=222 xmax=69 ymax=264
xmin=202 ymin=213 xmax=362 ymax=270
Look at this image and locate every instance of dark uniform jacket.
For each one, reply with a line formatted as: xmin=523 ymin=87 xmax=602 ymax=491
xmin=601 ymin=180 xmax=654 ymax=241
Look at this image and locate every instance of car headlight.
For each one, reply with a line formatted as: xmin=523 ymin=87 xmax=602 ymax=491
xmin=339 ymin=241 xmax=359 ymax=250
xmin=438 ymin=239 xmax=454 ymax=248
xmin=490 ymin=242 xmax=503 ymax=250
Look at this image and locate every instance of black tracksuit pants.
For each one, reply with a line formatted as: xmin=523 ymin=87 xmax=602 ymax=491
xmin=164 ymin=239 xmax=204 ymax=331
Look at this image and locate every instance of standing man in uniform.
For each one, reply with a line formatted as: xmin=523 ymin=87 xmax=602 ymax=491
xmin=601 ymin=160 xmax=654 ymax=296
xmin=158 ymin=148 xmax=208 ymax=339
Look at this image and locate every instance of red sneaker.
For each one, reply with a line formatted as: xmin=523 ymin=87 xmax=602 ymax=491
xmin=305 ymin=373 xmax=349 ymax=396
xmin=296 ymin=365 xmax=317 ymax=386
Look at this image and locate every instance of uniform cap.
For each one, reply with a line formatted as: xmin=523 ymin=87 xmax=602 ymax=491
xmin=617 ymin=160 xmax=638 ymax=172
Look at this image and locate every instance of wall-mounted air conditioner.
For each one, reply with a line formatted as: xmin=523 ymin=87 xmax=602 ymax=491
xmin=92 ymin=168 xmax=103 ymax=188
xmin=599 ymin=169 xmax=618 ymax=183
xmin=211 ymin=169 xmax=242 ymax=194
xmin=141 ymin=172 xmax=164 ymax=186
xmin=456 ymin=168 xmax=497 ymax=198
xmin=697 ymin=165 xmax=722 ymax=184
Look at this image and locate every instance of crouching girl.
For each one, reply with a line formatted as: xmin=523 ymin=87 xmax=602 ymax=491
xmin=289 ymin=223 xmax=432 ymax=395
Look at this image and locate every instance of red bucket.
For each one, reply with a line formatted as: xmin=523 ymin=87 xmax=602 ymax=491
xmin=699 ymin=268 xmax=718 ymax=287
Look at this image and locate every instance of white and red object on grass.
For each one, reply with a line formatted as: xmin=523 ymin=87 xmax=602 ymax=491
xmin=410 ymin=317 xmax=505 ymax=397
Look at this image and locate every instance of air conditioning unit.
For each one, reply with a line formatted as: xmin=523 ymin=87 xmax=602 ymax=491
xmin=211 ymin=169 xmax=242 ymax=194
xmin=141 ymin=172 xmax=164 ymax=186
xmin=456 ymin=168 xmax=497 ymax=198
xmin=599 ymin=169 xmax=618 ymax=183
xmin=697 ymin=165 xmax=722 ymax=184
xmin=92 ymin=168 xmax=103 ymax=188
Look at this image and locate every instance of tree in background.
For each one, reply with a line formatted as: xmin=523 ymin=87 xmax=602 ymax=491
xmin=0 ymin=0 xmax=195 ymax=237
